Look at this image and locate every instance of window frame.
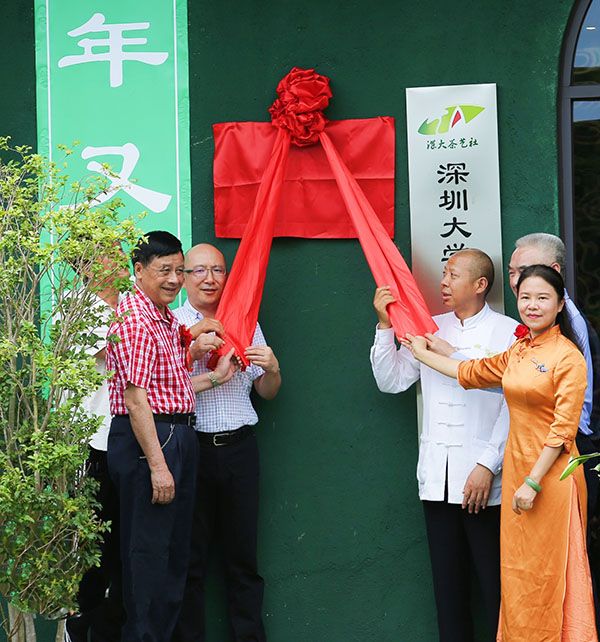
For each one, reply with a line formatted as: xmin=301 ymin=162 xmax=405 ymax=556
xmin=559 ymin=0 xmax=600 ymax=295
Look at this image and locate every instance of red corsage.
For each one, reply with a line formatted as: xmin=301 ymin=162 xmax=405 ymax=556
xmin=514 ymin=324 xmax=529 ymax=340
xmin=179 ymin=325 xmax=195 ymax=371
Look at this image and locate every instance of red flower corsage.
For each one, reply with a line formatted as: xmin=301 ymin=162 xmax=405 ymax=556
xmin=179 ymin=325 xmax=195 ymax=371
xmin=514 ymin=324 xmax=529 ymax=340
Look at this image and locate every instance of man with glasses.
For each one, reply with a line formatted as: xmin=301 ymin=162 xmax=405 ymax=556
xmin=106 ymin=232 xmax=236 ymax=642
xmin=173 ymin=243 xmax=281 ymax=642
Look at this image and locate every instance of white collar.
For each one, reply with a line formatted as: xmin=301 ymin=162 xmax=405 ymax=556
xmin=451 ymin=302 xmax=490 ymax=329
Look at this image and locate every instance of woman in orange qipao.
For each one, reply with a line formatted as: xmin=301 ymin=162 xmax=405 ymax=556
xmin=402 ymin=264 xmax=597 ymax=642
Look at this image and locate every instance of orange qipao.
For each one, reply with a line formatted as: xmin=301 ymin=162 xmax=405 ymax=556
xmin=457 ymin=325 xmax=597 ymax=642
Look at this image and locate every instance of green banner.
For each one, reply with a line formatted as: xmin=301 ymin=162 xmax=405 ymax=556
xmin=34 ymin=0 xmax=191 ymax=248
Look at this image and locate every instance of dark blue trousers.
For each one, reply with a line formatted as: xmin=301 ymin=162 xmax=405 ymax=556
xmin=108 ymin=416 xmax=198 ymax=642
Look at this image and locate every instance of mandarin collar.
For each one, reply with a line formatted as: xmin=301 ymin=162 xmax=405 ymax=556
xmin=452 ymin=302 xmax=490 ymax=329
xmin=526 ymin=324 xmax=561 ymax=347
xmin=133 ymin=284 xmax=176 ymax=324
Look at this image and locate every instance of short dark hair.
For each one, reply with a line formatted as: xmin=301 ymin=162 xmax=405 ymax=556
xmin=453 ymin=248 xmax=495 ymax=296
xmin=131 ymin=231 xmax=183 ymax=268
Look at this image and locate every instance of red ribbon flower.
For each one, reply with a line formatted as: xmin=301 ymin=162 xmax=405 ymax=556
xmin=179 ymin=325 xmax=195 ymax=371
xmin=514 ymin=324 xmax=529 ymax=340
xmin=268 ymin=67 xmax=332 ymax=147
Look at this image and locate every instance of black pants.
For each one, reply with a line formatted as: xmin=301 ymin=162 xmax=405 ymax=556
xmin=576 ymin=432 xmax=600 ymax=521
xmin=172 ymin=429 xmax=266 ymax=642
xmin=576 ymin=432 xmax=600 ymax=629
xmin=422 ymin=500 xmax=501 ymax=642
xmin=108 ymin=416 xmax=198 ymax=642
xmin=65 ymin=447 xmax=124 ymax=642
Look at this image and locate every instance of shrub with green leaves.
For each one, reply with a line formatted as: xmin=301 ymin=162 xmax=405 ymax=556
xmin=0 ymin=137 xmax=142 ymax=639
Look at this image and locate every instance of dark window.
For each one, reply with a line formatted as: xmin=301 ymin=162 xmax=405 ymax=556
xmin=574 ymin=0 xmax=600 ymax=84
xmin=560 ymin=0 xmax=600 ymax=336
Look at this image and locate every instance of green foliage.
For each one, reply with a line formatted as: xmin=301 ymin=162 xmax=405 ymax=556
xmin=560 ymin=452 xmax=600 ymax=480
xmin=0 ymin=137 xmax=142 ymax=630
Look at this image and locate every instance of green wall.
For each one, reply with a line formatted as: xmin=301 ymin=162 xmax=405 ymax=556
xmin=0 ymin=1 xmax=574 ymax=640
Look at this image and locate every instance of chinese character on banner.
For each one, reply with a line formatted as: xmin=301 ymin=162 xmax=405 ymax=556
xmin=440 ymin=217 xmax=472 ymax=238
xmin=437 ymin=162 xmax=469 ymax=185
xmin=438 ymin=189 xmax=468 ymax=211
xmin=58 ymin=13 xmax=168 ymax=87
xmin=436 ymin=161 xmax=472 ymax=260
xmin=441 ymin=242 xmax=466 ymax=261
xmin=82 ymin=143 xmax=172 ymax=212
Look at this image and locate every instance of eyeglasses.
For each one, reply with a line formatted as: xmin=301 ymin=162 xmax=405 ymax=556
xmin=183 ymin=266 xmax=227 ymax=279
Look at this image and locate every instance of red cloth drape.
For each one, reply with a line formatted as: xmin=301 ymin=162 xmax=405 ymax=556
xmin=318 ymin=131 xmax=437 ymax=339
xmin=209 ymin=68 xmax=436 ymax=368
xmin=208 ymin=128 xmax=290 ymax=369
xmin=213 ymin=117 xmax=395 ymax=239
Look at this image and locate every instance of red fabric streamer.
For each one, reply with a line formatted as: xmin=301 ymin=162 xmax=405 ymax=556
xmin=208 ymin=128 xmax=290 ymax=369
xmin=209 ymin=67 xmax=437 ymax=368
xmin=318 ymin=131 xmax=437 ymax=339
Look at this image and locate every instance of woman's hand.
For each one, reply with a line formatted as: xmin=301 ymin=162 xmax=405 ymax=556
xmin=399 ymin=333 xmax=429 ymax=360
xmin=425 ymin=333 xmax=457 ymax=357
xmin=512 ymin=483 xmax=538 ymax=515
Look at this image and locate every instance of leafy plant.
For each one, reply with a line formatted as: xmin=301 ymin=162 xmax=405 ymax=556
xmin=0 ymin=138 xmax=141 ymax=641
xmin=559 ymin=452 xmax=600 ymax=480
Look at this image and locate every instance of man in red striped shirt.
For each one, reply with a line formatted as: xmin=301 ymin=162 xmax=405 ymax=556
xmin=106 ymin=231 xmax=236 ymax=642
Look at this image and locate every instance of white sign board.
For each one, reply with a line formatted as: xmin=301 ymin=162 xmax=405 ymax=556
xmin=406 ymin=83 xmax=504 ymax=315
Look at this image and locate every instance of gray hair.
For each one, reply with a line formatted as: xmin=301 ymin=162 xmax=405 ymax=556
xmin=515 ymin=233 xmax=566 ymax=275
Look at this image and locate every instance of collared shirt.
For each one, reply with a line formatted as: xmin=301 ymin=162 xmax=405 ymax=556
xmin=82 ymin=293 xmax=118 ymax=451
xmin=173 ymin=300 xmax=266 ymax=432
xmin=564 ymin=291 xmax=593 ymax=435
xmin=370 ymin=303 xmax=518 ymax=505
xmin=106 ymin=285 xmax=195 ymax=415
xmin=56 ymin=292 xmax=118 ymax=451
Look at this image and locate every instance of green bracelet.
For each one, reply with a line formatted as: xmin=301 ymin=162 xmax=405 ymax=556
xmin=207 ymin=372 xmax=220 ymax=388
xmin=524 ymin=476 xmax=542 ymax=493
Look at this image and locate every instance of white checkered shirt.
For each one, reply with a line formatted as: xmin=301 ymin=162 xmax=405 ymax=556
xmin=173 ymin=299 xmax=266 ymax=433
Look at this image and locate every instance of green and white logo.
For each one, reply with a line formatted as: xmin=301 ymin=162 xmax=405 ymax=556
xmin=418 ymin=105 xmax=485 ymax=135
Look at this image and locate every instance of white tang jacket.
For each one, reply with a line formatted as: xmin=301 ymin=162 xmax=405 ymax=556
xmin=370 ymin=304 xmax=518 ymax=505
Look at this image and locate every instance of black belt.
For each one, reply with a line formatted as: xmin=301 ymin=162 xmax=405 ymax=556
xmin=153 ymin=413 xmax=196 ymax=427
xmin=197 ymin=425 xmax=252 ymax=447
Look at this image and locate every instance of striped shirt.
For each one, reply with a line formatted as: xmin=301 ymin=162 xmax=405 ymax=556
xmin=107 ymin=285 xmax=195 ymax=415
xmin=173 ymin=299 xmax=265 ymax=432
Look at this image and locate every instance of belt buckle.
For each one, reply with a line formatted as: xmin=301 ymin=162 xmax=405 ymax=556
xmin=212 ymin=432 xmax=228 ymax=447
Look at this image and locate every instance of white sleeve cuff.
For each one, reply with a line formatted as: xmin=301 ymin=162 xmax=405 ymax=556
xmin=477 ymin=449 xmax=502 ymax=476
xmin=374 ymin=326 xmax=395 ymax=345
